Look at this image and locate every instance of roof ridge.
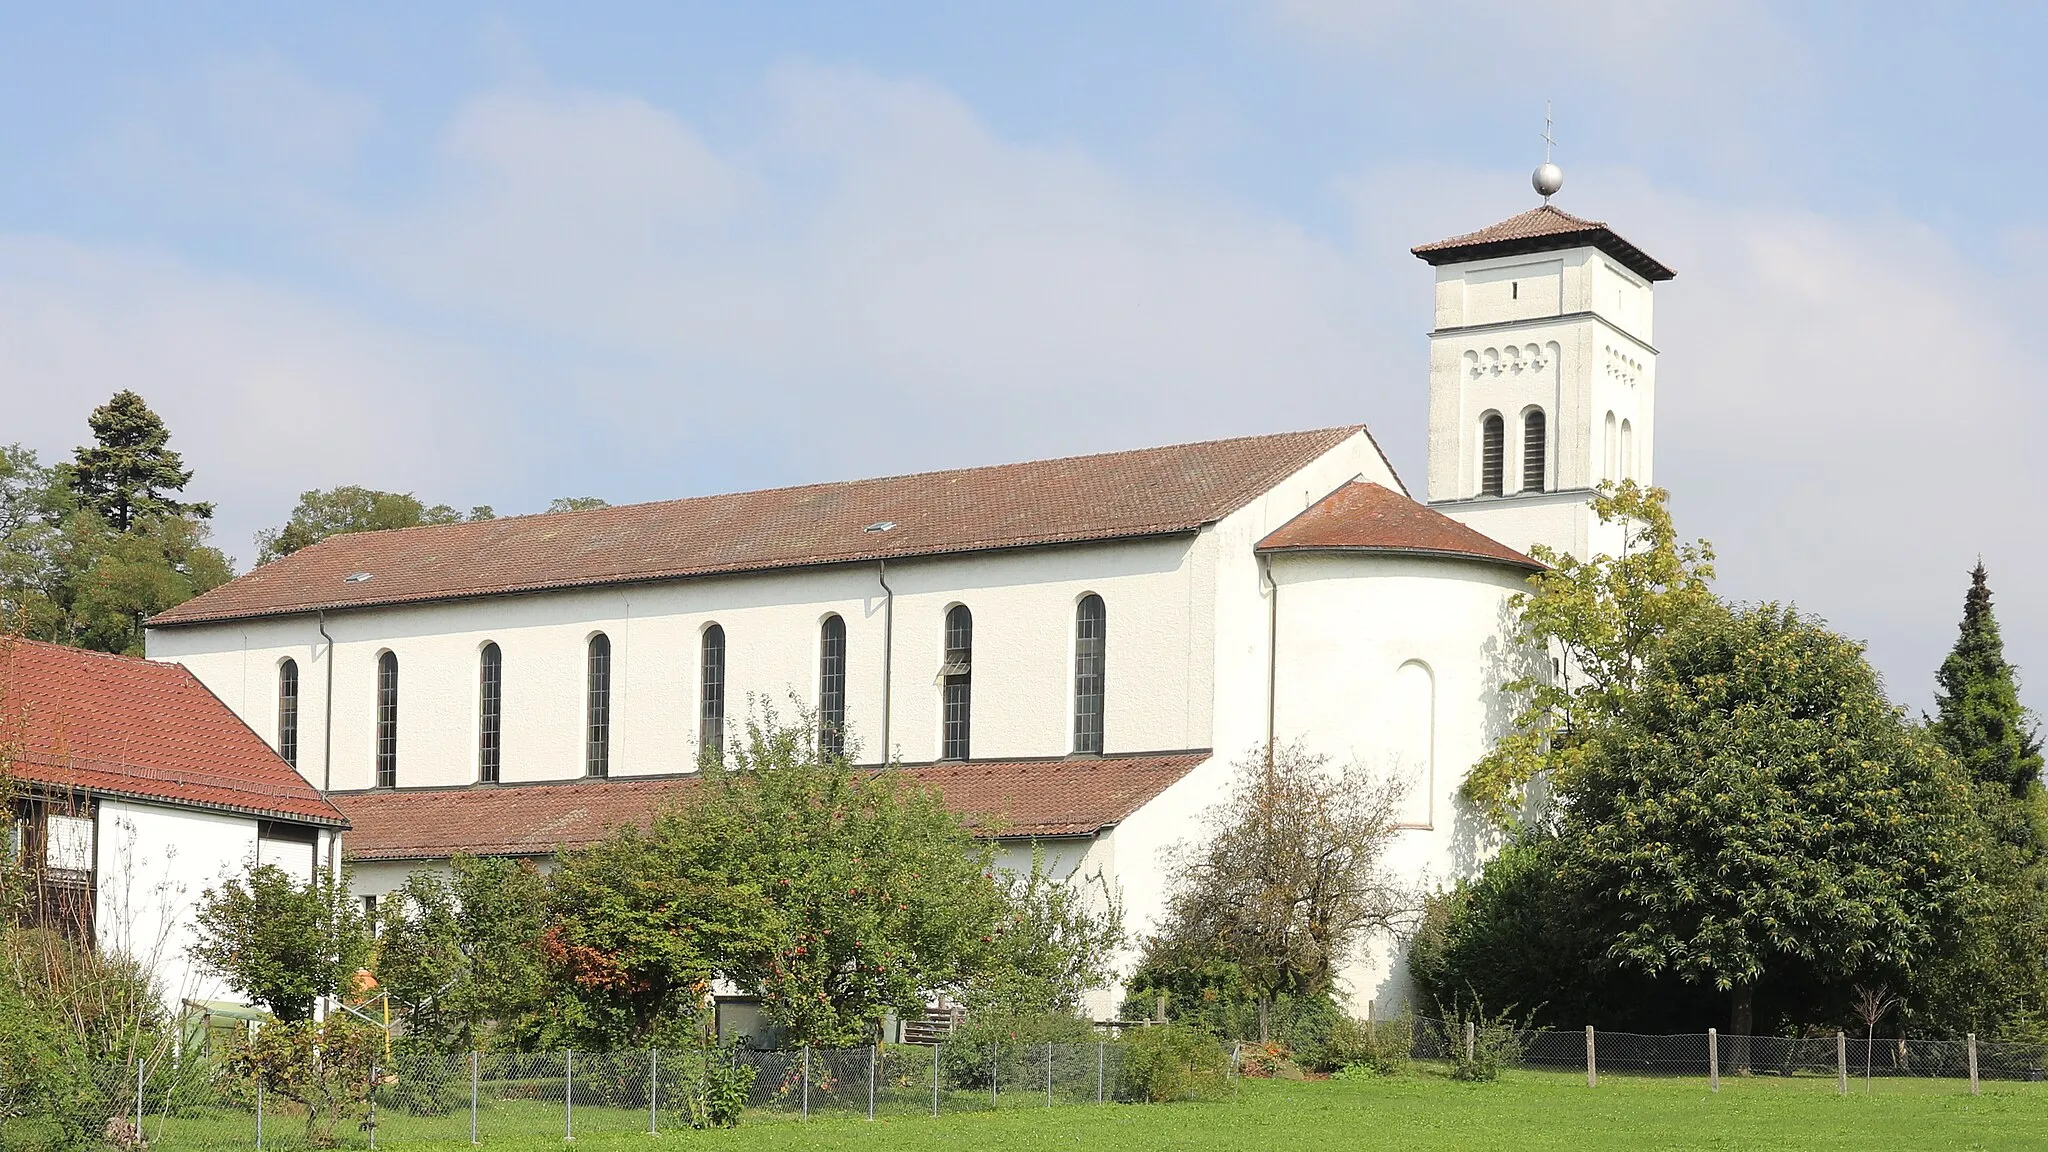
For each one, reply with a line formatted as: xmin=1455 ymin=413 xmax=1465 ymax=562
xmin=284 ymin=425 xmax=1370 ymax=552
xmin=0 ymin=636 xmax=186 ymax=673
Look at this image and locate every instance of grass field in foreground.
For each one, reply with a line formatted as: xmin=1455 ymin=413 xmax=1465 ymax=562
xmin=141 ymin=1070 xmax=2048 ymax=1152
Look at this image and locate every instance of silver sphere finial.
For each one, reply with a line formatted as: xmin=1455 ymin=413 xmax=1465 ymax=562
xmin=1533 ymin=162 xmax=1564 ymax=200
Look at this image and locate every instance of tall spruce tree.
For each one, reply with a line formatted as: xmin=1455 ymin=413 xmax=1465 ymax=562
xmin=1932 ymin=562 xmax=2044 ymax=798
xmin=69 ymin=390 xmax=213 ymax=531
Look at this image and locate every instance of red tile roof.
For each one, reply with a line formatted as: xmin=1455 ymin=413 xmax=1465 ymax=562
xmin=0 ymin=638 xmax=346 ymax=826
xmin=1412 ymin=205 xmax=1675 ymax=282
xmin=152 ymin=428 xmax=1377 ymax=628
xmin=1256 ymin=482 xmax=1541 ymax=571
xmin=332 ymin=751 xmax=1210 ymax=861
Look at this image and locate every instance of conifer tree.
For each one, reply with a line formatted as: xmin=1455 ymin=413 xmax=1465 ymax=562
xmin=1933 ymin=562 xmax=2044 ymax=798
xmin=68 ymin=390 xmax=212 ymax=531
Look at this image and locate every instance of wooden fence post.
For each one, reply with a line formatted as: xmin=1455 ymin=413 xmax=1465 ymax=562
xmin=1708 ymin=1029 xmax=1719 ymax=1093
xmin=1836 ymin=1031 xmax=1847 ymax=1096
xmin=1585 ymin=1026 xmax=1597 ymax=1088
xmin=1968 ymin=1033 xmax=1980 ymax=1096
xmin=1464 ymin=1021 xmax=1475 ymax=1064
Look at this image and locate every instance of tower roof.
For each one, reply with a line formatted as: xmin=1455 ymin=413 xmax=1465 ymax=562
xmin=1412 ymin=204 xmax=1675 ymax=282
xmin=1256 ymin=481 xmax=1541 ymax=571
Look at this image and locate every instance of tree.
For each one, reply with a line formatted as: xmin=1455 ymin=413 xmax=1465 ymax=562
xmin=1932 ymin=562 xmax=2045 ymax=799
xmin=1464 ymin=481 xmax=1718 ymax=824
xmin=963 ymin=845 xmax=1124 ymax=1018
xmin=690 ymin=711 xmax=1008 ymax=1045
xmin=254 ymin=486 xmax=470 ymax=565
xmin=190 ymin=864 xmax=371 ymax=1023
xmin=371 ymin=855 xmax=551 ymax=1052
xmin=1564 ymin=603 xmax=1980 ymax=1038
xmin=1140 ymin=743 xmax=1407 ymax=1041
xmin=545 ymin=497 xmax=609 ymax=513
xmin=68 ymin=391 xmax=212 ymax=531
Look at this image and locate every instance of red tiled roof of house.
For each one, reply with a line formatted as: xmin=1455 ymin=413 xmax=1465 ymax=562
xmin=0 ymin=638 xmax=346 ymax=826
xmin=1256 ymin=482 xmax=1541 ymax=571
xmin=1411 ymin=205 xmax=1675 ymax=282
xmin=332 ymin=751 xmax=1210 ymax=861
xmin=151 ymin=428 xmax=1379 ymax=628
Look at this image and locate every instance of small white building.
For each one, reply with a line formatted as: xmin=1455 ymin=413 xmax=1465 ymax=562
xmin=1 ymin=638 xmax=348 ymax=1008
xmin=144 ymin=199 xmax=1673 ymax=1014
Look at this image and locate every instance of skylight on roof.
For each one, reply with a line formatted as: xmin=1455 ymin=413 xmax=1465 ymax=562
xmin=344 ymin=572 xmax=373 ymax=584
xmin=863 ymin=521 xmax=897 ymax=533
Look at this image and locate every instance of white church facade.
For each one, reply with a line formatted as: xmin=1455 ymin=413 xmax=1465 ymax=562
xmin=144 ymin=198 xmax=1672 ymax=1018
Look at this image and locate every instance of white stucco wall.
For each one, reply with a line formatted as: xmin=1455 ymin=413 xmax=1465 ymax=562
xmin=93 ymin=799 xmax=335 ymax=1009
xmin=150 ymin=535 xmax=1214 ymax=790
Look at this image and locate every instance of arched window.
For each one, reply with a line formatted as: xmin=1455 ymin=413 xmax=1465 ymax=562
xmin=819 ymin=615 xmax=847 ymax=758
xmin=1521 ymin=409 xmax=1546 ymax=492
xmin=585 ymin=634 xmax=612 ymax=778
xmin=1073 ymin=595 xmax=1106 ymax=754
xmin=1393 ymin=661 xmax=1435 ymax=827
xmin=941 ymin=605 xmax=973 ymax=761
xmin=375 ymin=651 xmax=399 ymax=788
xmin=276 ymin=659 xmax=300 ymax=768
xmin=478 ymin=643 xmax=502 ymax=784
xmin=1620 ymin=419 xmax=1635 ymax=481
xmin=1603 ymin=411 xmax=1618 ymax=481
xmin=1479 ymin=414 xmax=1505 ymax=496
xmin=700 ymin=624 xmax=726 ymax=765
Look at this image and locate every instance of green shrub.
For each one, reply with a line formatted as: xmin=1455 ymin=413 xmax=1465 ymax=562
xmin=1113 ymin=1025 xmax=1229 ymax=1103
xmin=1323 ymin=1014 xmax=1414 ymax=1077
xmin=939 ymin=1011 xmax=1096 ymax=1090
xmin=1435 ymin=1007 xmax=1525 ymax=1083
xmin=685 ymin=1044 xmax=756 ymax=1129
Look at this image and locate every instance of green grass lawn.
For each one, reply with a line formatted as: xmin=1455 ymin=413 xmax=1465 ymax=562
xmin=132 ymin=1070 xmax=2048 ymax=1152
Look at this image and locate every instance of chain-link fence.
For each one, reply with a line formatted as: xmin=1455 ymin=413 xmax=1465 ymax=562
xmin=98 ymin=1039 xmax=1184 ymax=1149
xmin=1405 ymin=1017 xmax=2045 ymax=1093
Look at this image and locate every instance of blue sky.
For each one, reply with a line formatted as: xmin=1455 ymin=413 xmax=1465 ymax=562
xmin=5 ymin=2 xmax=2043 ymax=711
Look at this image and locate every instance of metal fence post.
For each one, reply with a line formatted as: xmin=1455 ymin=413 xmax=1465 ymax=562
xmin=991 ymin=1043 xmax=998 ymax=1108
xmin=1465 ymin=1020 xmax=1475 ymax=1064
xmin=868 ymin=1043 xmax=877 ymax=1121
xmin=1046 ymin=1042 xmax=1053 ymax=1107
xmin=256 ymin=1074 xmax=264 ymax=1151
xmin=471 ymin=1051 xmax=479 ymax=1145
xmin=565 ymin=1049 xmax=575 ymax=1141
xmin=369 ymin=1062 xmax=379 ymax=1150
xmin=1968 ymin=1033 xmax=1980 ymax=1096
xmin=1708 ymin=1029 xmax=1719 ymax=1093
xmin=1836 ymin=1031 xmax=1847 ymax=1095
xmin=1585 ymin=1026 xmax=1597 ymax=1088
xmin=135 ymin=1057 xmax=144 ymax=1136
xmin=932 ymin=1042 xmax=941 ymax=1118
xmin=801 ymin=1044 xmax=811 ymax=1122
xmin=650 ymin=1049 xmax=660 ymax=1135
xmin=1097 ymin=1040 xmax=1105 ymax=1104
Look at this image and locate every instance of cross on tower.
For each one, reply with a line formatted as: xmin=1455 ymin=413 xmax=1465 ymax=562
xmin=1541 ymin=101 xmax=1556 ymax=163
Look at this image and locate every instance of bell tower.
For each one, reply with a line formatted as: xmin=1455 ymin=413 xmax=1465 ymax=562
xmin=1410 ymin=147 xmax=1674 ymax=561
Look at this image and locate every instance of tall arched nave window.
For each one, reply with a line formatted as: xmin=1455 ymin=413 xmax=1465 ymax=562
xmin=478 ymin=642 xmax=503 ymax=783
xmin=276 ymin=659 xmax=299 ymax=768
xmin=1073 ymin=594 xmax=1106 ymax=754
xmin=585 ymin=633 xmax=612 ymax=778
xmin=700 ymin=624 xmax=727 ymax=765
xmin=819 ymin=614 xmax=847 ymax=758
xmin=941 ymin=605 xmax=973 ymax=761
xmin=375 ymin=651 xmax=399 ymax=788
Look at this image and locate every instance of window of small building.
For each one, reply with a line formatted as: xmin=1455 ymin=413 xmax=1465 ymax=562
xmin=701 ymin=624 xmax=727 ymax=766
xmin=277 ymin=659 xmax=300 ymax=767
xmin=1073 ymin=594 xmax=1106 ymax=754
xmin=941 ymin=605 xmax=973 ymax=761
xmin=819 ymin=615 xmax=847 ymax=759
xmin=586 ymin=633 xmax=612 ymax=778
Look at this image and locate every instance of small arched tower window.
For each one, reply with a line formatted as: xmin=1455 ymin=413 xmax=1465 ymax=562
xmin=1620 ymin=419 xmax=1635 ymax=481
xmin=586 ymin=633 xmax=611 ymax=778
xmin=479 ymin=642 xmax=503 ymax=783
xmin=700 ymin=624 xmax=727 ymax=766
xmin=1522 ymin=410 xmax=1546 ymax=493
xmin=941 ymin=605 xmax=973 ymax=761
xmin=1479 ymin=413 xmax=1505 ymax=496
xmin=1073 ymin=594 xmax=1106 ymax=754
xmin=1603 ymin=411 xmax=1618 ymax=482
xmin=277 ymin=659 xmax=300 ymax=768
xmin=375 ymin=651 xmax=399 ymax=788
xmin=819 ymin=614 xmax=847 ymax=758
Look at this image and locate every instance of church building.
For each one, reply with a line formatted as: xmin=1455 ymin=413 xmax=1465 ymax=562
xmin=145 ymin=186 xmax=1672 ymax=1018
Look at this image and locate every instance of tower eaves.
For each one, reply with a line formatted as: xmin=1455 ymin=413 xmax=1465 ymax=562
xmin=1412 ymin=205 xmax=1675 ymax=282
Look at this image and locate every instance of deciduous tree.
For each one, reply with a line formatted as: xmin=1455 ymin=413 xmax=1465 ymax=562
xmin=190 ymin=864 xmax=371 ymax=1023
xmin=254 ymin=486 xmax=470 ymax=565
